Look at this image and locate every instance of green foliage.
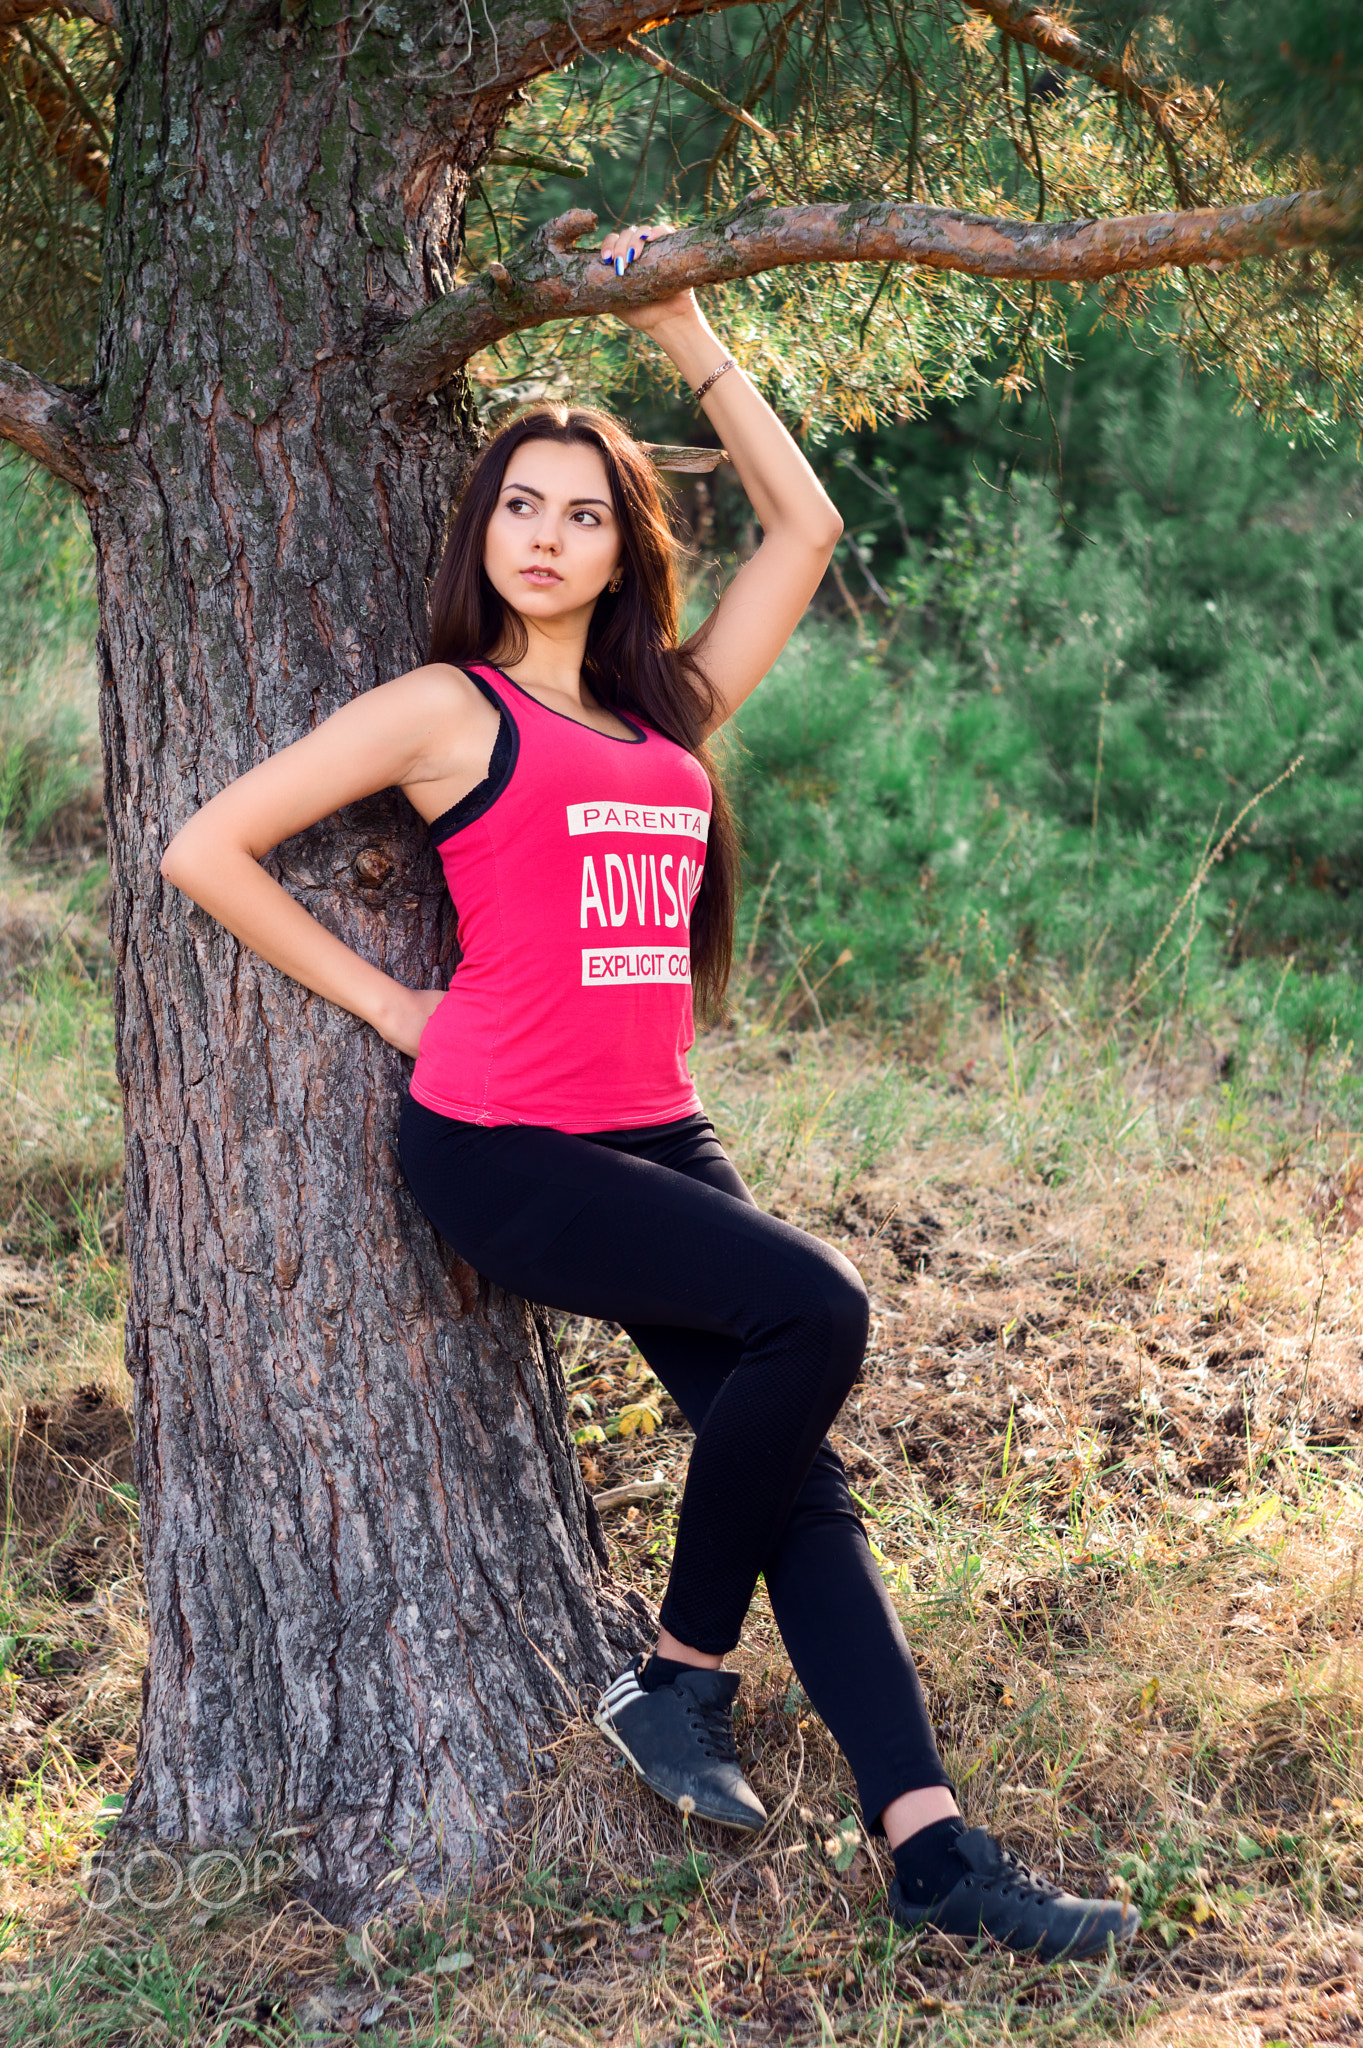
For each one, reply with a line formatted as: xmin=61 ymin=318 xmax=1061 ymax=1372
xmin=0 ymin=447 xmax=97 ymax=651
xmin=0 ymin=446 xmax=100 ymax=848
xmin=1175 ymin=0 xmax=1363 ymax=175
xmin=405 ymin=1852 xmax=713 ymax=1971
xmin=76 ymin=1939 xmax=220 ymax=2036
xmin=586 ymin=1851 xmax=712 ymax=1934
xmin=726 ymin=342 xmax=1363 ymax=1034
xmin=1113 ymin=1829 xmax=1215 ymax=1945
xmin=465 ymin=0 xmax=1363 ymax=434
xmin=378 ymin=1918 xmax=458 ymax=1982
xmin=0 ymin=11 xmax=116 ymax=381
xmin=90 ymin=1791 xmax=123 ymax=1839
xmin=1077 ymin=1 xmax=1363 ymax=185
xmin=826 ymin=1815 xmax=861 ymax=1873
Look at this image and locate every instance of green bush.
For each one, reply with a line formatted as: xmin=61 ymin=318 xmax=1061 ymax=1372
xmin=727 ymin=362 xmax=1363 ymax=1046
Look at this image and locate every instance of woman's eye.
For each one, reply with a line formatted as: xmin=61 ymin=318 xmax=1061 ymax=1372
xmin=571 ymin=510 xmax=601 ymax=526
xmin=506 ymin=497 xmax=535 ymax=515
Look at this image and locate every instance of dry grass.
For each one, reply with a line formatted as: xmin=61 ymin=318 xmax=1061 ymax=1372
xmin=0 ymin=850 xmax=1361 ymax=2045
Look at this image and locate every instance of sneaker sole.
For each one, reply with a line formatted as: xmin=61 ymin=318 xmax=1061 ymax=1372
xmin=889 ymin=1890 xmax=1139 ymax=1963
xmin=592 ymin=1707 xmax=767 ymax=1834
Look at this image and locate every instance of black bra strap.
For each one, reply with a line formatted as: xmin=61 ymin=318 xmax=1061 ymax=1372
xmin=427 ymin=670 xmax=521 ymax=844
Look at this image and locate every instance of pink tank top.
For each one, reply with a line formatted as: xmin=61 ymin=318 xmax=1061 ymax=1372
xmin=408 ymin=663 xmax=713 ymax=1132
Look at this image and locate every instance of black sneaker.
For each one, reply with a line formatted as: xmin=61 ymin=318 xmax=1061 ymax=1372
xmin=593 ymin=1657 xmax=768 ymax=1833
xmin=887 ymin=1827 xmax=1141 ymax=1962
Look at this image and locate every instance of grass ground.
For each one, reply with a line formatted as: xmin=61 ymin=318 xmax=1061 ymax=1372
xmin=0 ymin=833 xmax=1359 ymax=2045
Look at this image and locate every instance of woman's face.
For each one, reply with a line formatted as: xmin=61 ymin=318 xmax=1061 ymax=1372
xmin=482 ymin=438 xmax=622 ymax=628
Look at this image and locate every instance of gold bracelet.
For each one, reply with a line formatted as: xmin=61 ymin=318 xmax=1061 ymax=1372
xmin=693 ymin=358 xmax=735 ymax=403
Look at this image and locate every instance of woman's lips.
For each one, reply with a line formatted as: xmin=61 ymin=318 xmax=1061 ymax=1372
xmin=520 ymin=567 xmax=562 ymax=584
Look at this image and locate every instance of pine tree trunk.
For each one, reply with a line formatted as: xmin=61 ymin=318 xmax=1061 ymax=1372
xmin=88 ymin=0 xmax=647 ymax=1927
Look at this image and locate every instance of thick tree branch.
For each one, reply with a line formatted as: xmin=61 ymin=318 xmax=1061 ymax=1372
xmin=373 ymin=188 xmax=1362 ymax=408
xmin=962 ymin=0 xmax=1198 ymax=206
xmin=0 ymin=354 xmax=94 ymax=491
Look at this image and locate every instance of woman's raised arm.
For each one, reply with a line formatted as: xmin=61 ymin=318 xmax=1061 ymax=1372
xmin=606 ymin=225 xmax=844 ymax=736
xmin=159 ymin=666 xmax=464 ymax=1056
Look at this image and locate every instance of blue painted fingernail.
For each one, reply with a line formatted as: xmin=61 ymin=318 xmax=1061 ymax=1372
xmin=627 ymin=244 xmax=636 ymax=264
xmin=601 ymin=253 xmax=613 ymax=265
xmin=616 ymin=255 xmax=626 ymax=276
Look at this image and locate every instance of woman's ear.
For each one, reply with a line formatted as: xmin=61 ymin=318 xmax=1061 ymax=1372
xmin=607 ymin=563 xmax=625 ymax=594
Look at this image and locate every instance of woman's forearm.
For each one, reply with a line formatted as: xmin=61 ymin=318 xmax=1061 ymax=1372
xmin=645 ymin=306 xmax=842 ymax=547
xmin=161 ymin=840 xmax=407 ymax=1035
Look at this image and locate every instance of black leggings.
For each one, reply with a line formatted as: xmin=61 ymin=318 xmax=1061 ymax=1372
xmin=397 ymin=1090 xmax=951 ymax=1828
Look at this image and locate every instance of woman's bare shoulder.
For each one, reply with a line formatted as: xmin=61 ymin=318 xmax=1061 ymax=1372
xmin=161 ymin=662 xmax=498 ymax=868
xmin=390 ymin=661 xmax=502 ymax=786
xmin=377 ymin=659 xmax=483 ymax=713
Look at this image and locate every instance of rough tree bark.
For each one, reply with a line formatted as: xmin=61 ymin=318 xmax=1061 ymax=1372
xmin=1 ymin=0 xmax=1359 ymax=1934
xmin=49 ymin=0 xmax=739 ymax=1929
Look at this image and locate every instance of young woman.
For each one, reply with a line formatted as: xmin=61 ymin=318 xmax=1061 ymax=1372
xmin=160 ymin=223 xmax=1138 ymax=1964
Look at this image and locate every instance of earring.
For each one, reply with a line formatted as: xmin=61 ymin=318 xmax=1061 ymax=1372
xmin=607 ymin=568 xmax=625 ymax=593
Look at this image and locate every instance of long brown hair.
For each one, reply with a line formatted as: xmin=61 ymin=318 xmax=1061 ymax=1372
xmin=427 ymin=403 xmax=739 ymax=1021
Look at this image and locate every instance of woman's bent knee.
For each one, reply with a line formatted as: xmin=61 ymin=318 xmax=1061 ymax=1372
xmin=802 ymin=1241 xmax=870 ymax=1391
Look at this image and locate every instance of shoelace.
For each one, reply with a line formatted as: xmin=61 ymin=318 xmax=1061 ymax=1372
xmin=684 ymin=1695 xmax=740 ymax=1765
xmin=967 ymin=1840 xmax=1064 ymax=1904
